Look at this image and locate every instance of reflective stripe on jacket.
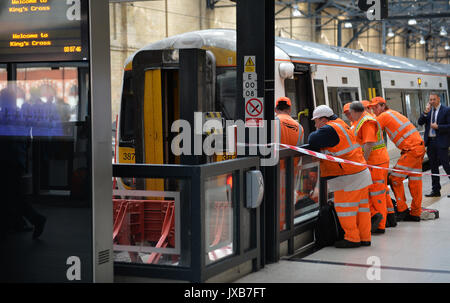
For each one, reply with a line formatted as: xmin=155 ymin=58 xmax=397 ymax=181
xmin=377 ymin=109 xmax=423 ymax=150
xmin=354 ymin=112 xmax=389 ymax=165
xmin=320 ymin=118 xmax=367 ymax=177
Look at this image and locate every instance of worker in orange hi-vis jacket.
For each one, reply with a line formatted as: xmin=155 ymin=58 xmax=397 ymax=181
xmin=275 ymin=96 xmax=304 ymax=231
xmin=308 ymin=105 xmax=373 ymax=248
xmin=275 ymin=97 xmax=304 ymax=147
xmin=369 ymin=97 xmax=425 ymax=222
xmin=343 ymin=102 xmax=356 ymax=129
xmin=349 ymin=101 xmax=389 ymax=234
xmin=362 ymin=99 xmax=397 ymax=227
xmin=362 ymin=100 xmax=375 ymax=117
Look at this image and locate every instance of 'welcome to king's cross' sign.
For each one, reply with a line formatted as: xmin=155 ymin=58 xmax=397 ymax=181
xmin=358 ymin=0 xmax=388 ymax=20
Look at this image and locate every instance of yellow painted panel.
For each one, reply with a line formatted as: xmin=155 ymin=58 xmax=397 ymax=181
xmin=118 ymin=147 xmax=136 ymax=164
xmin=202 ymin=46 xmax=236 ymax=66
xmin=143 ymin=69 xmax=164 ymax=191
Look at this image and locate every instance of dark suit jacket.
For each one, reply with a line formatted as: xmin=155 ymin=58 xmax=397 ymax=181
xmin=418 ymin=104 xmax=450 ymax=148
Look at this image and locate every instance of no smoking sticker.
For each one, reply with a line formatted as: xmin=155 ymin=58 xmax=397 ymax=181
xmin=245 ymin=97 xmax=264 ymax=127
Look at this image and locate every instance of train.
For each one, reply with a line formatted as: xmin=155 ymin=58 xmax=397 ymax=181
xmin=115 ymin=29 xmax=450 ymax=185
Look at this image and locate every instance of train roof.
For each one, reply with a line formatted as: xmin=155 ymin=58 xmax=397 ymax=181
xmin=126 ymin=29 xmax=450 ymax=76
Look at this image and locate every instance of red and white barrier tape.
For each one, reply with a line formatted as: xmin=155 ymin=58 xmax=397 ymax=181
xmin=238 ymin=142 xmax=450 ymax=177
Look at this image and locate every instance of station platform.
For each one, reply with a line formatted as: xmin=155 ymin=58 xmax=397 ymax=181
xmin=235 ymin=167 xmax=450 ymax=283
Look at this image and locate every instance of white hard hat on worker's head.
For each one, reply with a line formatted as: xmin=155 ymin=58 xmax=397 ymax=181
xmin=311 ymin=105 xmax=334 ymax=120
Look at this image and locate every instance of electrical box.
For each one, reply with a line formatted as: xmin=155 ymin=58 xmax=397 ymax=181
xmin=246 ymin=170 xmax=264 ymax=208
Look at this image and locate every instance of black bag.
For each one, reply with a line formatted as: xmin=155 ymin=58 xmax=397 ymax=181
xmin=314 ymin=200 xmax=344 ymax=248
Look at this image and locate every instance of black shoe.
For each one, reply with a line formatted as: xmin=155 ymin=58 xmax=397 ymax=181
xmin=403 ymin=214 xmax=420 ymax=222
xmin=361 ymin=241 xmax=371 ymax=246
xmin=425 ymin=191 xmax=441 ymax=197
xmin=396 ymin=209 xmax=409 ymax=222
xmin=372 ymin=228 xmax=385 ymax=234
xmin=371 ymin=213 xmax=383 ymax=232
xmin=386 ymin=213 xmax=397 ymax=228
xmin=334 ymin=239 xmax=361 ymax=248
xmin=32 ymin=216 xmax=46 ymax=239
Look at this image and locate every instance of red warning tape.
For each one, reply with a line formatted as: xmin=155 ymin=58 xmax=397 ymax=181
xmin=277 ymin=143 xmax=449 ymax=178
xmin=237 ymin=142 xmax=449 ymax=177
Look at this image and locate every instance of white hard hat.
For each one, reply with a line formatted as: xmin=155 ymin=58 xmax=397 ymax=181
xmin=311 ymin=105 xmax=334 ymax=120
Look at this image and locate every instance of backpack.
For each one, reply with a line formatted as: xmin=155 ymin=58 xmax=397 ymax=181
xmin=314 ymin=200 xmax=344 ymax=248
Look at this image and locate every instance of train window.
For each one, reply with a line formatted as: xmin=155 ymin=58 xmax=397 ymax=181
xmin=423 ymin=90 xmax=448 ymax=107
xmin=120 ymin=71 xmax=136 ymax=142
xmin=359 ymin=69 xmax=381 ymax=100
xmin=216 ymin=68 xmax=236 ymax=120
xmin=313 ymin=79 xmax=326 ymax=106
xmin=404 ymin=91 xmax=423 ymax=130
xmin=285 ymin=77 xmax=298 ymax=116
xmin=384 ymin=89 xmax=404 ymax=113
xmin=327 ymin=87 xmax=359 ymax=124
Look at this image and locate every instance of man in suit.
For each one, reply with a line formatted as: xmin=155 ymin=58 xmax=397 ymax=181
xmin=418 ymin=93 xmax=450 ymax=197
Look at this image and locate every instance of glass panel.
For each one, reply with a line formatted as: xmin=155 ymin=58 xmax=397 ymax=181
xmin=328 ymin=87 xmax=359 ymax=125
xmin=216 ymin=68 xmax=236 ymax=120
xmin=113 ymin=178 xmax=190 ymax=267
xmin=359 ymin=69 xmax=382 ymax=100
xmin=384 ymin=89 xmax=404 ymax=113
xmin=205 ymin=173 xmax=234 ymax=265
xmin=279 ymin=158 xmax=287 ymax=231
xmin=119 ymin=71 xmax=136 ymax=142
xmin=404 ymin=91 xmax=423 ymax=130
xmin=0 ymin=66 xmax=5 ymax=83
xmin=0 ymin=64 xmax=92 ymax=282
xmin=285 ymin=78 xmax=298 ymax=117
xmin=293 ymin=156 xmax=320 ymax=225
xmin=313 ymin=79 xmax=326 ymax=106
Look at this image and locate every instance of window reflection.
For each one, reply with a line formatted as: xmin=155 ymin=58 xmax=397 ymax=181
xmin=293 ymin=157 xmax=319 ymax=224
xmin=0 ymin=64 xmax=92 ymax=282
xmin=205 ymin=173 xmax=234 ymax=265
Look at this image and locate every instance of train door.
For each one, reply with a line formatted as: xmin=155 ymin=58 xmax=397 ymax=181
xmin=359 ymin=69 xmax=382 ymax=100
xmin=284 ymin=63 xmax=315 ymax=139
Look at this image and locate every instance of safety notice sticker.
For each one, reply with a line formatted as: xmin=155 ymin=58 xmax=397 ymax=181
xmin=245 ymin=97 xmax=264 ymax=127
xmin=244 ymin=56 xmax=256 ymax=73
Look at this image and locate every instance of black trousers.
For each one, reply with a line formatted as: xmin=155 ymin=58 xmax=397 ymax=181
xmin=427 ymin=138 xmax=450 ymax=192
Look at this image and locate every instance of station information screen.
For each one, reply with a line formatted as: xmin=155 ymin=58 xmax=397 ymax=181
xmin=0 ymin=0 xmax=89 ymax=63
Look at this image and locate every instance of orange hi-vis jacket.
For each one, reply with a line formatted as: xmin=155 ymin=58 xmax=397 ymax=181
xmin=277 ymin=113 xmax=304 ymax=146
xmin=320 ymin=118 xmax=367 ymax=177
xmin=376 ymin=109 xmax=423 ymax=151
xmin=353 ymin=112 xmax=389 ymax=165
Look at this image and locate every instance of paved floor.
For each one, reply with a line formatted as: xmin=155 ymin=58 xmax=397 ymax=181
xmin=235 ymin=167 xmax=450 ymax=283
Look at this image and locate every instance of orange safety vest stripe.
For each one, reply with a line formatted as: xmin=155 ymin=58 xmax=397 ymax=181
xmin=377 ymin=110 xmax=423 ymax=150
xmin=320 ymin=118 xmax=367 ymax=177
xmin=277 ymin=114 xmax=303 ymax=146
xmin=354 ymin=112 xmax=390 ymax=165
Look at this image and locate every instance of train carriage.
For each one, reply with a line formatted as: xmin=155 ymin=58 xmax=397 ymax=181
xmin=116 ymin=28 xmax=450 ymax=177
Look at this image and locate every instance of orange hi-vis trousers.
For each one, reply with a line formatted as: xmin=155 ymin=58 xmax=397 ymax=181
xmin=368 ymin=163 xmax=388 ymax=230
xmin=334 ymin=185 xmax=371 ymax=243
xmin=389 ymin=145 xmax=425 ymax=217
